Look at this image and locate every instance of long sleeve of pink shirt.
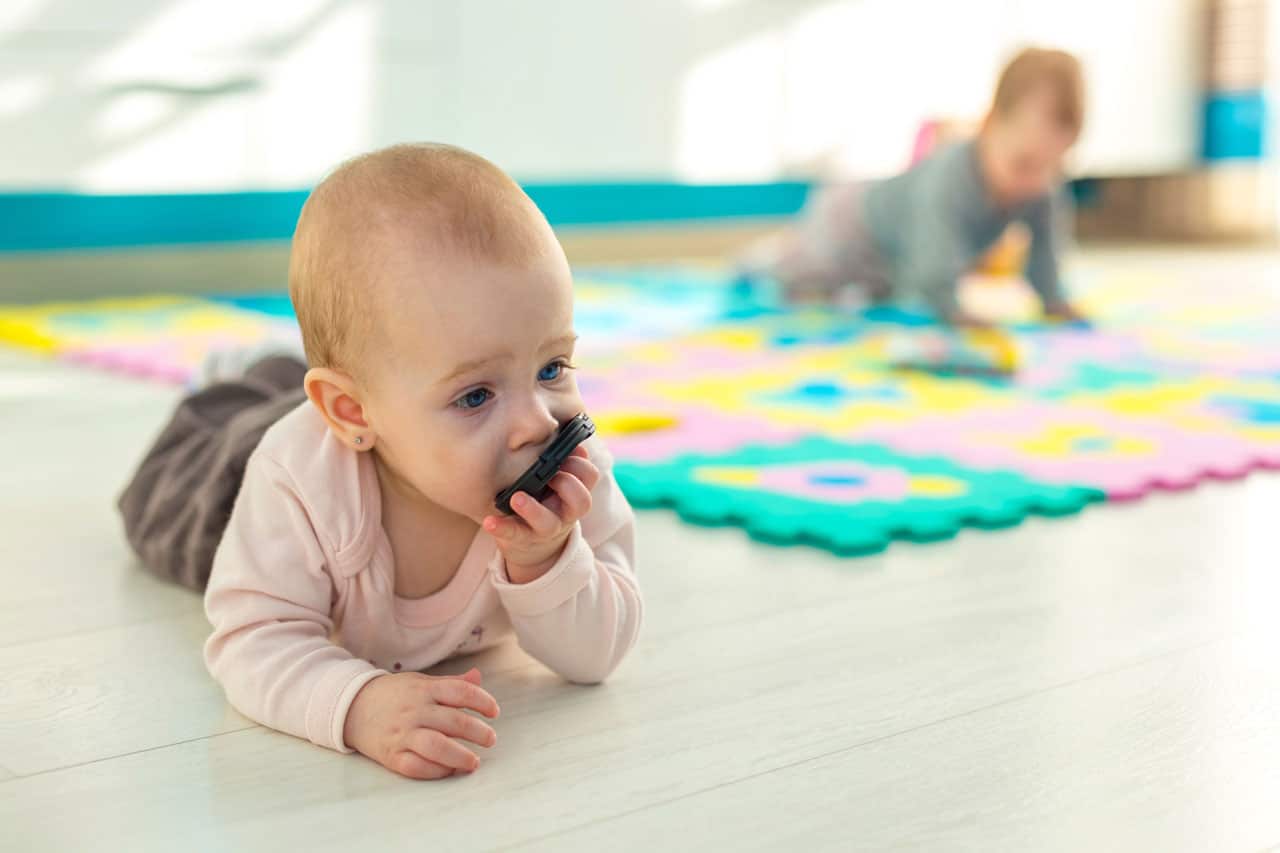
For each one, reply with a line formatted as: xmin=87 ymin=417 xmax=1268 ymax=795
xmin=490 ymin=465 xmax=640 ymax=686
xmin=203 ymin=403 xmax=641 ymax=754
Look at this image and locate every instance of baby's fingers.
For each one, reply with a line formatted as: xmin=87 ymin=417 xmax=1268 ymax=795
xmin=508 ymin=492 xmax=562 ymax=538
xmin=546 ymin=471 xmax=592 ymax=521
xmin=388 ymin=750 xmax=455 ymax=781
xmin=558 ymin=454 xmax=601 ymax=492
xmin=406 ymin=728 xmax=480 ymax=774
xmin=426 ymin=706 xmax=498 ymax=748
xmin=483 ymin=513 xmax=523 ymax=541
xmin=428 ymin=677 xmax=501 ymax=718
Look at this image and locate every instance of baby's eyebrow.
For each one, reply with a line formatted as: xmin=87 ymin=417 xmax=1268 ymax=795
xmin=437 ymin=334 xmax=578 ymax=386
xmin=545 ymin=333 xmax=579 ymax=350
xmin=437 ymin=355 xmax=505 ymax=385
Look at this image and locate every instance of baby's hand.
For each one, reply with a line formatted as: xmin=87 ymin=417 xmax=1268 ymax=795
xmin=943 ymin=307 xmax=995 ymax=329
xmin=343 ymin=667 xmax=500 ymax=780
xmin=483 ymin=446 xmax=600 ymax=584
xmin=1043 ymin=300 xmax=1091 ymax=326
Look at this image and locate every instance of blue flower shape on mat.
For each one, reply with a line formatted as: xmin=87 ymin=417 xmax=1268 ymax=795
xmin=1208 ymin=395 xmax=1280 ymax=424
xmin=762 ymin=378 xmax=905 ymax=409
xmin=809 ymin=473 xmax=866 ymax=487
xmin=1071 ymin=436 xmax=1114 ymax=452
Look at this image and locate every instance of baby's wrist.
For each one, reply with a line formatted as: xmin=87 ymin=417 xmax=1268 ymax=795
xmin=342 ymin=674 xmax=386 ymax=753
xmin=504 ymin=538 xmax=570 ymax=584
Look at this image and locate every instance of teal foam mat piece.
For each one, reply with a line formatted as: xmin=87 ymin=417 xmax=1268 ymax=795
xmin=614 ymin=436 xmax=1105 ymax=556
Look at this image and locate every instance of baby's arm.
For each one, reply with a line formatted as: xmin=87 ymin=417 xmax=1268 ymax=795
xmin=485 ymin=442 xmax=643 ymax=684
xmin=897 ymin=203 xmax=978 ymax=325
xmin=203 ymin=456 xmax=379 ymax=751
xmin=1023 ymin=193 xmax=1086 ymax=322
xmin=204 ymin=455 xmax=498 ymax=779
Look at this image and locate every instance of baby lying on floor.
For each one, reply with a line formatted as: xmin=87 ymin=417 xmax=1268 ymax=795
xmin=119 ymin=143 xmax=643 ymax=779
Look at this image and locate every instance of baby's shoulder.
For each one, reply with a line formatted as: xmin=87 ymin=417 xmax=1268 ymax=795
xmin=247 ymin=401 xmax=378 ymax=570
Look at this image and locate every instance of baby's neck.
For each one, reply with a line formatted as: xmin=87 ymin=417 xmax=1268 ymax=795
xmin=373 ymin=454 xmax=478 ymax=600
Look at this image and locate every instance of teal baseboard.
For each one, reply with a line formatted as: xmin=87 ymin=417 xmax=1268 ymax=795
xmin=0 ymin=181 xmax=813 ymax=253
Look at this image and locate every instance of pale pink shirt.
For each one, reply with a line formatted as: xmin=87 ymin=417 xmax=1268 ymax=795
xmin=203 ymin=401 xmax=642 ymax=753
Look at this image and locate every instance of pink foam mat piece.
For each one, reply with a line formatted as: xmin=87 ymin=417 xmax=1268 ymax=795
xmin=601 ymin=408 xmax=804 ymax=463
xmin=854 ymin=401 xmax=1279 ymax=500
xmin=62 ymin=345 xmax=192 ymax=384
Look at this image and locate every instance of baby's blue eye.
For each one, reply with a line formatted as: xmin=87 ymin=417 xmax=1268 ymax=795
xmin=538 ymin=362 xmax=563 ymax=382
xmin=456 ymin=388 xmax=492 ymax=410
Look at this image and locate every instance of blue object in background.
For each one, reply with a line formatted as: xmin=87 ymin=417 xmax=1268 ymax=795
xmin=1202 ymin=90 xmax=1268 ymax=161
xmin=212 ymin=293 xmax=297 ymax=317
xmin=1209 ymin=395 xmax=1280 ymax=424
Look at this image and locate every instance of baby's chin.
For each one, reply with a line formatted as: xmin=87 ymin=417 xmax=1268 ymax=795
xmin=469 ymin=483 xmax=518 ymax=522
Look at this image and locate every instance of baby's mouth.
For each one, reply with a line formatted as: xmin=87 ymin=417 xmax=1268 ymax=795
xmin=492 ymin=413 xmax=595 ymax=514
xmin=494 ymin=450 xmax=543 ymax=496
xmin=500 ymin=425 xmax=568 ymax=484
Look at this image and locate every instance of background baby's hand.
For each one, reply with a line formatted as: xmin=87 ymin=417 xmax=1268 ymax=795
xmin=944 ymin=306 xmax=995 ymax=329
xmin=343 ymin=667 xmax=499 ymax=780
xmin=1043 ymin=299 xmax=1091 ymax=326
xmin=483 ymin=446 xmax=600 ymax=584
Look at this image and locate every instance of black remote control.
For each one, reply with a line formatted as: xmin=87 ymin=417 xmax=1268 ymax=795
xmin=494 ymin=413 xmax=596 ymax=515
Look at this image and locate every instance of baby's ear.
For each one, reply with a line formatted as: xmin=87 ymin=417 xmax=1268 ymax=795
xmin=304 ymin=367 xmax=372 ymax=451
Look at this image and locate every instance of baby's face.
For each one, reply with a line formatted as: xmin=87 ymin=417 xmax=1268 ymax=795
xmin=983 ymin=87 xmax=1076 ymax=207
xmin=361 ymin=237 xmax=584 ymax=523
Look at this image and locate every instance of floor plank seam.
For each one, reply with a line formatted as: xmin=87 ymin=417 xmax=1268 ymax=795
xmin=1 ymin=724 xmax=261 ymax=782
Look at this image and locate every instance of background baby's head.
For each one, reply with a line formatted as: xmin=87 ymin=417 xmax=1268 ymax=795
xmin=290 ymin=143 xmax=582 ymax=523
xmin=980 ymin=48 xmax=1085 ymax=207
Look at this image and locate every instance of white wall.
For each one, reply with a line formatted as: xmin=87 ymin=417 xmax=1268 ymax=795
xmin=677 ymin=0 xmax=1202 ymax=181
xmin=0 ymin=0 xmax=1203 ymax=192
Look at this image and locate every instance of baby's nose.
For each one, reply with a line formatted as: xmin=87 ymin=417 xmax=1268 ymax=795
xmin=510 ymin=404 xmax=560 ymax=452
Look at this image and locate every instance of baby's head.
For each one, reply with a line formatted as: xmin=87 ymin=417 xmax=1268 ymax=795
xmin=290 ymin=143 xmax=582 ymax=524
xmin=979 ymin=48 xmax=1085 ymax=207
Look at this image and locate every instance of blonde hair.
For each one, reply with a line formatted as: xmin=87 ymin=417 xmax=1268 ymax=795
xmin=288 ymin=142 xmax=551 ymax=375
xmin=991 ymin=48 xmax=1085 ymax=136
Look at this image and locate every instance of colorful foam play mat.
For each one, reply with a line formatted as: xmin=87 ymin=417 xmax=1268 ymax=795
xmin=3 ymin=268 xmax=1278 ymax=556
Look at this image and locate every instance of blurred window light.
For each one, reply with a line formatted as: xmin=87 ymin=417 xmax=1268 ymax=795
xmin=677 ymin=32 xmax=786 ymax=181
xmin=688 ymin=0 xmax=747 ymax=12
xmin=83 ymin=0 xmax=334 ymax=85
xmin=76 ymin=0 xmax=375 ymax=191
xmin=94 ymin=90 xmax=177 ymax=139
xmin=0 ymin=0 xmax=47 ymax=35
xmin=0 ymin=73 xmax=48 ymax=119
xmin=676 ymin=0 xmax=1010 ymax=182
xmin=251 ymin=0 xmax=377 ymax=187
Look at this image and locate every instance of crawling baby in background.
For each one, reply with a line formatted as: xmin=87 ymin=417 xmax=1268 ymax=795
xmin=742 ymin=47 xmax=1090 ymax=328
xmin=118 ymin=143 xmax=643 ymax=780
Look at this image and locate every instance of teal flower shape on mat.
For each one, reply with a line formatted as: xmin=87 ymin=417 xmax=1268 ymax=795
xmin=615 ymin=437 xmax=1103 ymax=557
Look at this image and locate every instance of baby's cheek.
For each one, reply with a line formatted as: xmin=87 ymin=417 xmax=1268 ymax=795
xmin=453 ymin=456 xmax=506 ymax=516
xmin=404 ymin=442 xmax=481 ymax=513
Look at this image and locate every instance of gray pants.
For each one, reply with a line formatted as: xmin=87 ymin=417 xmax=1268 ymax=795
xmin=743 ymin=181 xmax=892 ymax=302
xmin=118 ymin=356 xmax=307 ymax=592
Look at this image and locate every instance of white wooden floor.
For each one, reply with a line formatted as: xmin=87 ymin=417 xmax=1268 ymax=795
xmin=2 ymin=249 xmax=1280 ymax=852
